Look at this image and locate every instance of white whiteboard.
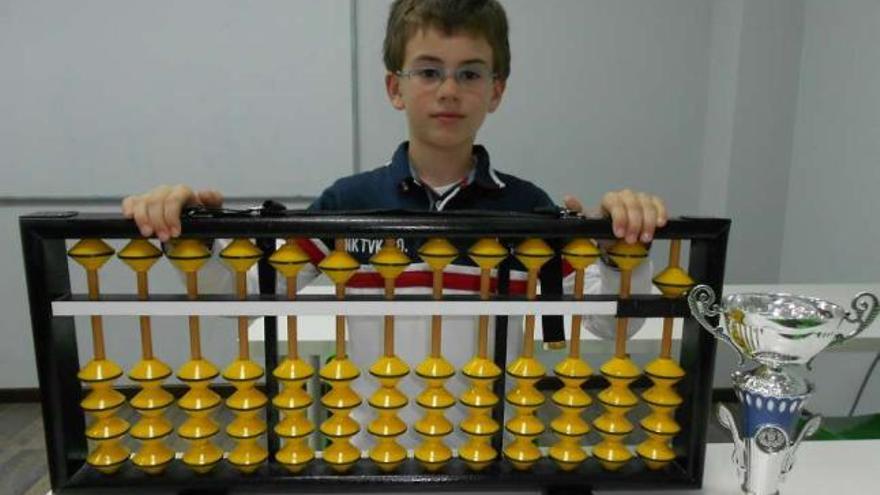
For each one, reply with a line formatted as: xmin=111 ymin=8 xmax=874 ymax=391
xmin=0 ymin=0 xmax=353 ymax=197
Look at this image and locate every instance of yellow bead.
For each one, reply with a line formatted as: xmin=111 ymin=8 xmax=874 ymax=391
xmin=514 ymin=238 xmax=554 ymax=271
xmin=606 ymin=241 xmax=649 ymax=271
xmin=318 ymin=250 xmax=359 ymax=285
xmin=418 ymin=237 xmax=458 ymax=271
xmin=220 ymin=238 xmax=263 ymax=273
xmin=118 ymin=239 xmax=162 ymax=272
xmin=269 ymin=241 xmax=311 ymax=277
xmin=562 ymin=238 xmax=600 ymax=270
xmin=467 ymin=238 xmax=507 ymax=270
xmin=68 ymin=238 xmax=115 ymax=270
xmin=166 ymin=239 xmax=211 ymax=273
xmin=371 ymin=242 xmax=410 ymax=280
xmin=653 ymin=266 xmax=696 ymax=298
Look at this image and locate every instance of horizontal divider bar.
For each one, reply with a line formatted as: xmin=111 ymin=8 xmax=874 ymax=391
xmin=53 ymin=299 xmax=618 ymax=317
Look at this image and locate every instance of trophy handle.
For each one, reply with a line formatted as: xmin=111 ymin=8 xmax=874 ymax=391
xmin=717 ymin=404 xmax=746 ymax=476
xmin=688 ymin=285 xmax=746 ymax=366
xmin=781 ymin=414 xmax=822 ymax=476
xmin=840 ymin=292 xmax=880 ymax=344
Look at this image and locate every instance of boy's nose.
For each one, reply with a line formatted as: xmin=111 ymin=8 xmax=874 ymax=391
xmin=436 ymin=74 xmax=462 ymax=99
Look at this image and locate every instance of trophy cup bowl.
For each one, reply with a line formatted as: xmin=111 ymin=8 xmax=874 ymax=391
xmin=688 ymin=285 xmax=878 ymax=495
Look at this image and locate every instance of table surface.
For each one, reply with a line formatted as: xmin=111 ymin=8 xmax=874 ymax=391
xmin=602 ymin=439 xmax=879 ymax=495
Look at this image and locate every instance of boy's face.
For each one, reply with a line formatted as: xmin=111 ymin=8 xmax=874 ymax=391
xmin=386 ymin=27 xmax=506 ymax=152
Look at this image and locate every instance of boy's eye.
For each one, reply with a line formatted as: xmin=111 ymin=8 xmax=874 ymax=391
xmin=415 ymin=68 xmax=443 ymax=81
xmin=458 ymin=69 xmax=484 ymax=82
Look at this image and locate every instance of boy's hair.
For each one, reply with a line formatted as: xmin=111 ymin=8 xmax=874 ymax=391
xmin=383 ymin=0 xmax=511 ymax=81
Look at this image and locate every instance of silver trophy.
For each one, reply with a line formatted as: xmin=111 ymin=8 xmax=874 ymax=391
xmin=688 ymin=286 xmax=878 ymax=495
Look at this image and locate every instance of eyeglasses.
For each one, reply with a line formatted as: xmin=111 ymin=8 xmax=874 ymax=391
xmin=396 ymin=65 xmax=497 ymax=91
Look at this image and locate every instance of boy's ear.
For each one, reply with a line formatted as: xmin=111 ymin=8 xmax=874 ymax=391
xmin=386 ymin=72 xmax=406 ymax=110
xmin=488 ymin=78 xmax=507 ymax=113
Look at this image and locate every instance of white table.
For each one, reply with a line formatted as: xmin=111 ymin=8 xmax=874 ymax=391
xmin=603 ymin=439 xmax=880 ymax=495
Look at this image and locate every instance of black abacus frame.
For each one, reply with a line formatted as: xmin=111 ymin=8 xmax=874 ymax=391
xmin=20 ymin=211 xmax=730 ymax=495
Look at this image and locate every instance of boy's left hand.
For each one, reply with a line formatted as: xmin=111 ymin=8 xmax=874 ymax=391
xmin=563 ymin=190 xmax=667 ymax=244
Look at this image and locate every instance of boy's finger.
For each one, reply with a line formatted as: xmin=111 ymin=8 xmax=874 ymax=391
xmin=198 ymin=189 xmax=224 ymax=208
xmin=164 ymin=196 xmax=185 ymax=239
xmin=147 ymin=196 xmax=168 ymax=241
xmin=621 ymin=193 xmax=643 ymax=244
xmin=639 ymin=195 xmax=657 ymax=243
xmin=121 ymin=196 xmax=134 ymax=218
xmin=562 ymin=195 xmax=583 ymax=213
xmin=654 ymin=196 xmax=668 ymax=226
xmin=601 ymin=192 xmax=626 ymax=237
xmin=132 ymin=199 xmax=151 ymax=238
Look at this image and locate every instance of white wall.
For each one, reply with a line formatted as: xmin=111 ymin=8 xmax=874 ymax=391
xmin=781 ymin=0 xmax=880 ymax=283
xmin=0 ymin=0 xmax=353 ymax=198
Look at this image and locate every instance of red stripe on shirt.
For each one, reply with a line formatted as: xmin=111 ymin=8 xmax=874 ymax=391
xmin=347 ymin=270 xmax=526 ymax=294
xmin=295 ymin=238 xmax=327 ymax=265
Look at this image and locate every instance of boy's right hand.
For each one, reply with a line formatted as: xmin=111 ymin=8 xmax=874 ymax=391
xmin=121 ymin=185 xmax=223 ymax=242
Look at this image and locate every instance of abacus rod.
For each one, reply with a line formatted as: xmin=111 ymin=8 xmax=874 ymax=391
xmin=522 ymin=270 xmax=539 ymax=358
xmin=660 ymin=239 xmax=683 ymax=359
xmin=86 ymin=270 xmax=106 ymax=360
xmin=478 ymin=268 xmax=491 ymax=359
xmin=286 ymin=276 xmax=297 ymax=359
xmin=569 ymin=269 xmax=585 ymax=358
xmin=660 ymin=318 xmax=674 ymax=359
xmin=334 ymin=238 xmax=346 ymax=360
xmin=384 ymin=278 xmax=395 ymax=358
xmin=669 ymin=239 xmax=681 ymax=267
xmin=614 ymin=270 xmax=633 ymax=358
xmin=186 ymin=272 xmax=201 ymax=360
xmin=431 ymin=268 xmax=443 ymax=358
xmin=136 ymin=272 xmax=153 ymax=360
xmin=237 ymin=272 xmax=249 ymax=359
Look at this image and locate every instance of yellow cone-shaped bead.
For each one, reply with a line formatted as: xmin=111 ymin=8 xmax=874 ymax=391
xmin=606 ymin=242 xmax=648 ymax=271
xmin=68 ymin=239 xmax=115 ymax=271
xmin=166 ymin=239 xmax=211 ymax=273
xmin=653 ymin=266 xmax=695 ymax=298
xmin=514 ymin=238 xmax=554 ymax=271
xmin=418 ymin=238 xmax=458 ymax=271
xmin=118 ymin=239 xmax=162 ymax=272
xmin=269 ymin=241 xmax=311 ymax=277
xmin=78 ymin=359 xmax=124 ymax=383
xmin=220 ymin=238 xmax=263 ymax=273
xmin=467 ymin=238 xmax=507 ymax=270
xmin=318 ymin=250 xmax=359 ymax=285
xmin=371 ymin=242 xmax=410 ymax=280
xmin=562 ymin=238 xmax=600 ymax=270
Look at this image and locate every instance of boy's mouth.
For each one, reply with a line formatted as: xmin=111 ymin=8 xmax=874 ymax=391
xmin=431 ymin=112 xmax=465 ymax=123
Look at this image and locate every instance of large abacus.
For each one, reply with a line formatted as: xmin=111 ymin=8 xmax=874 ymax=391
xmin=21 ymin=208 xmax=730 ymax=494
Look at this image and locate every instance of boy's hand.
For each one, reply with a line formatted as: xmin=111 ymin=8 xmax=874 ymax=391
xmin=121 ymin=185 xmax=223 ymax=242
xmin=563 ymin=190 xmax=667 ymax=244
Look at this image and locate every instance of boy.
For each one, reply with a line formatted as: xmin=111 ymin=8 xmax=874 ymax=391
xmin=122 ymin=0 xmax=665 ymax=455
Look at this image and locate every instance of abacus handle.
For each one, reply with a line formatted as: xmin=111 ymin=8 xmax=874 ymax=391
xmin=688 ymin=284 xmax=746 ymax=366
